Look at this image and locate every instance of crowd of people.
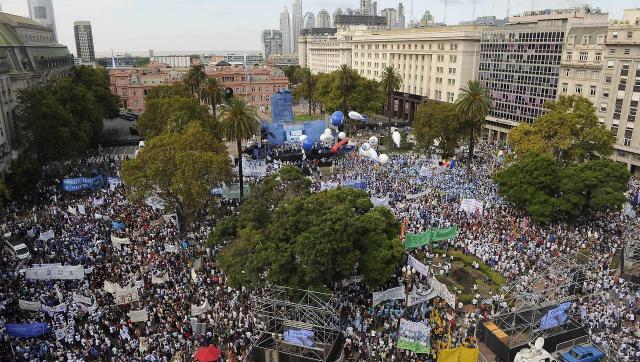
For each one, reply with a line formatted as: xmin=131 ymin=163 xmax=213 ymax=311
xmin=0 ymin=140 xmax=638 ymax=361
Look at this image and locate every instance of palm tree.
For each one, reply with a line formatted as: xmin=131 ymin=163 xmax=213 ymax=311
xmin=336 ymin=65 xmax=355 ymax=112
xmin=380 ymin=66 xmax=403 ymax=133
xmin=185 ymin=65 xmax=206 ymax=99
xmin=455 ymin=80 xmax=492 ymax=177
xmin=297 ymin=67 xmax=316 ymax=116
xmin=220 ymin=98 xmax=260 ymax=199
xmin=200 ymin=77 xmax=224 ymax=123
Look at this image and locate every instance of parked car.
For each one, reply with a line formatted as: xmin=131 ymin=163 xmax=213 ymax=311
xmin=561 ymin=345 xmax=604 ymax=362
xmin=3 ymin=235 xmax=31 ymax=260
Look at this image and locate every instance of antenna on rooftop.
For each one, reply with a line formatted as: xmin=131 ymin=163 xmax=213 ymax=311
xmin=473 ymin=0 xmax=477 ymax=21
xmin=506 ymin=0 xmax=511 ymax=18
xmin=443 ymin=0 xmax=448 ymax=24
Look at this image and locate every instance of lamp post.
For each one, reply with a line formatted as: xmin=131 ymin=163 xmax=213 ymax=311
xmin=402 ymin=265 xmax=415 ymax=318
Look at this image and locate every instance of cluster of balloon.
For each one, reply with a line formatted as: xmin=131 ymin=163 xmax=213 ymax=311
xmin=299 ymin=134 xmax=313 ymax=152
xmin=392 ymin=131 xmax=401 ymax=148
xmin=348 ymin=111 xmax=365 ymax=121
xmin=368 ymin=136 xmax=378 ymax=148
xmin=320 ymin=128 xmax=335 ymax=145
xmin=359 ymin=142 xmax=379 ymax=162
xmin=338 ymin=132 xmax=347 ymax=140
xmin=331 ymin=111 xmax=344 ymax=127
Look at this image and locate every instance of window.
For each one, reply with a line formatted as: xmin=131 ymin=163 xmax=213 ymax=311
xmin=605 ymin=75 xmax=612 ymax=84
xmin=607 ymin=60 xmax=615 ymax=69
xmin=33 ymin=6 xmax=47 ymax=19
xmin=582 ymin=35 xmax=590 ymax=44
xmin=592 ymin=71 xmax=600 ymax=79
xmin=600 ymin=103 xmax=608 ymax=112
xmin=624 ymin=128 xmax=633 ymax=146
xmin=610 ymin=48 xmax=616 ymax=55
xmin=595 ymin=52 xmax=602 ymax=61
xmin=627 ymin=31 xmax=633 ymax=39
xmin=579 ymin=52 xmax=588 ymax=61
xmin=575 ymin=84 xmax=582 ymax=94
xmin=625 ymin=48 xmax=631 ymax=55
xmin=602 ymin=89 xmax=610 ymax=98
xmin=612 ymin=31 xmax=619 ymax=39
xmin=565 ymin=51 xmax=573 ymax=60
xmin=561 ymin=83 xmax=568 ymax=93
xmin=577 ymin=70 xmax=585 ymax=78
xmin=590 ymin=85 xmax=597 ymax=96
xmin=563 ymin=69 xmax=570 ymax=77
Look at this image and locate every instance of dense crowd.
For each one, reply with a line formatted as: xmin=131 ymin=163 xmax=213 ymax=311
xmin=0 ymin=141 xmax=638 ymax=361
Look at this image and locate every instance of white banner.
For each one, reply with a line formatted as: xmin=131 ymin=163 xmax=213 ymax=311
xmin=407 ymin=287 xmax=437 ymax=307
xmin=77 ymin=204 xmax=86 ymax=215
xmin=372 ymin=286 xmax=405 ymax=307
xmin=18 ymin=299 xmax=41 ymax=311
xmin=164 ymin=244 xmax=179 ymax=253
xmin=163 ymin=213 xmax=178 ymax=225
xmin=114 ymin=286 xmax=139 ymax=305
xmin=128 ymin=308 xmax=148 ymax=323
xmin=371 ymin=196 xmax=390 ymax=208
xmin=73 ymin=293 xmax=92 ymax=305
xmin=94 ymin=213 xmax=104 ymax=220
xmin=110 ymin=235 xmax=131 ymax=248
xmin=320 ymin=182 xmax=338 ymax=191
xmin=68 ymin=206 xmax=77 ymax=215
xmin=193 ymin=257 xmax=203 ymax=271
xmin=190 ymin=300 xmax=211 ymax=317
xmin=244 ymin=159 xmax=268 ymax=177
xmin=430 ymin=277 xmax=456 ymax=308
xmin=93 ymin=197 xmax=105 ymax=206
xmin=407 ymin=255 xmax=430 ymax=278
xmin=25 ymin=265 xmax=85 ymax=280
xmin=341 ymin=275 xmax=364 ymax=287
xmin=39 ymin=229 xmax=55 ymax=241
xmin=42 ymin=303 xmax=66 ymax=315
xmin=398 ymin=319 xmax=431 ymax=350
xmin=406 ymin=190 xmax=429 ymax=200
xmin=419 ymin=166 xmax=447 ymax=177
xmin=151 ymin=273 xmax=169 ymax=284
xmin=460 ymin=199 xmax=484 ymax=215
xmin=103 ymin=280 xmax=118 ymax=294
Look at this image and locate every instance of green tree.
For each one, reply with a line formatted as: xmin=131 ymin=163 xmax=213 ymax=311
xmin=455 ymin=80 xmax=492 ymax=175
xmin=380 ymin=66 xmax=403 ymax=132
xmin=509 ymin=95 xmax=615 ymax=164
xmin=336 ymin=64 xmax=357 ymax=112
xmin=120 ymin=123 xmax=231 ymax=225
xmin=294 ymin=67 xmax=316 ymax=116
xmin=220 ymin=98 xmax=260 ymax=199
xmin=146 ymin=83 xmax=192 ymax=101
xmin=413 ymin=101 xmax=464 ymax=158
xmin=70 ymin=66 xmax=121 ymax=119
xmin=200 ymin=77 xmax=224 ymax=123
xmin=283 ymin=65 xmax=302 ymax=88
xmin=6 ymin=153 xmax=39 ymax=199
xmin=50 ymin=78 xmax=103 ymax=142
xmin=137 ymin=97 xmax=214 ymax=139
xmin=219 ymin=187 xmax=403 ymax=290
xmin=184 ymin=65 xmax=206 ymax=98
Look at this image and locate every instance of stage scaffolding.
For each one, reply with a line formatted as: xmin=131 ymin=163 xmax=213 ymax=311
xmin=250 ymin=285 xmax=342 ymax=362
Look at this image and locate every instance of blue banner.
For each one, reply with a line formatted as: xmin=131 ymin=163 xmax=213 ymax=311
xmin=343 ymin=180 xmax=367 ymax=190
xmin=5 ymin=323 xmax=49 ymax=338
xmin=112 ymin=221 xmax=125 ymax=230
xmin=62 ymin=176 xmax=104 ymax=192
xmin=540 ymin=302 xmax=570 ymax=331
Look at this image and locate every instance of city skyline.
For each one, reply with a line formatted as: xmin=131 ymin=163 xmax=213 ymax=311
xmin=0 ymin=0 xmax=636 ymax=56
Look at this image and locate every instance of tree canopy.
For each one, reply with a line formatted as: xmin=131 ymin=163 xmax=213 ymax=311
xmin=413 ymin=101 xmax=465 ymax=158
xmin=137 ymin=96 xmax=216 ymax=139
xmin=494 ymin=153 xmax=630 ymax=222
xmin=120 ymin=122 xmax=231 ymax=224
xmin=314 ymin=67 xmax=384 ymax=117
xmin=508 ymin=95 xmax=615 ymax=164
xmin=217 ymin=169 xmax=403 ymax=290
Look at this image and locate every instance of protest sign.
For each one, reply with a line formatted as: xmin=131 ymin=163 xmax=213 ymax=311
xmin=430 ymin=277 xmax=456 ymax=308
xmin=73 ymin=293 xmax=92 ymax=305
xmin=397 ymin=319 xmax=431 ymax=354
xmin=114 ymin=286 xmax=139 ymax=305
xmin=128 ymin=308 xmax=148 ymax=323
xmin=407 ymin=255 xmax=430 ymax=278
xmin=404 ymin=226 xmax=458 ymax=249
xmin=25 ymin=265 xmax=85 ymax=280
xmin=372 ymin=286 xmax=405 ymax=307
xmin=190 ymin=300 xmax=211 ymax=317
xmin=19 ymin=299 xmax=42 ymax=311
xmin=39 ymin=229 xmax=54 ymax=241
xmin=5 ymin=323 xmax=49 ymax=338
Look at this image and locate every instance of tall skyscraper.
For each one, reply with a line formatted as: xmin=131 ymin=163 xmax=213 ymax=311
xmin=280 ymin=7 xmax=292 ymax=54
xmin=262 ymin=29 xmax=283 ymax=58
xmin=397 ymin=3 xmax=405 ymax=29
xmin=381 ymin=8 xmax=398 ymax=29
xmin=74 ymin=21 xmax=95 ymax=62
xmin=27 ymin=0 xmax=57 ymax=42
xmin=360 ymin=0 xmax=372 ymax=16
xmin=316 ymin=9 xmax=332 ymax=28
xmin=372 ymin=2 xmax=378 ymax=16
xmin=303 ymin=12 xmax=315 ymax=29
xmin=291 ymin=0 xmax=303 ymax=54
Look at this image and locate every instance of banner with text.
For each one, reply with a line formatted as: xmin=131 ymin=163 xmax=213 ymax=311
xmin=372 ymin=286 xmax=405 ymax=307
xmin=404 ymin=226 xmax=458 ymax=249
xmin=62 ymin=176 xmax=104 ymax=192
xmin=397 ymin=319 xmax=431 ymax=354
xmin=25 ymin=265 xmax=85 ymax=280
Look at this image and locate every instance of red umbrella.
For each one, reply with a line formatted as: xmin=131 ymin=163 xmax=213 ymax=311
xmin=194 ymin=346 xmax=222 ymax=362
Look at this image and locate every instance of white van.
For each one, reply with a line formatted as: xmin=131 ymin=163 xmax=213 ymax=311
xmin=3 ymin=237 xmax=31 ymax=260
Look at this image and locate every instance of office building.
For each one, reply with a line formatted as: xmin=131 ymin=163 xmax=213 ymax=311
xmin=334 ymin=14 xmax=387 ymax=30
xmin=292 ymin=0 xmax=303 ymax=54
xmin=381 ymin=8 xmax=398 ymax=29
xmin=73 ymin=21 xmax=95 ymax=62
xmin=266 ymin=54 xmax=299 ymax=67
xmin=108 ymin=54 xmax=136 ymax=68
xmin=27 ymin=0 xmax=57 ymax=42
xmin=316 ymin=9 xmax=332 ymax=28
xmin=372 ymin=2 xmax=378 ymax=16
xmin=280 ymin=7 xmax=292 ymax=54
xmin=360 ymin=0 xmax=372 ymax=16
xmin=0 ymin=11 xmax=72 ymax=170
xmin=262 ymin=30 xmax=283 ymax=58
xmin=149 ymin=55 xmax=191 ymax=68
xmin=479 ymin=7 xmax=608 ymax=142
xmin=149 ymin=49 xmax=154 ymax=58
xmin=397 ymin=3 xmax=405 ymax=29
xmin=205 ymin=64 xmax=289 ymax=107
xmin=303 ymin=12 xmax=315 ymax=30
xmin=298 ymin=28 xmax=348 ymax=73
xmin=110 ymin=66 xmax=185 ymax=113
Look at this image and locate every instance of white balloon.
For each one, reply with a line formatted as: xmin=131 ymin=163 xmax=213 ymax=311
xmin=368 ymin=136 xmax=379 ymax=147
xmin=338 ymin=132 xmax=347 ymax=140
xmin=392 ymin=131 xmax=401 ymax=148
xmin=299 ymin=135 xmax=308 ymax=143
xmin=348 ymin=111 xmax=365 ymax=120
xmin=325 ymin=135 xmax=334 ymax=144
xmin=324 ymin=128 xmax=332 ymax=135
xmin=320 ymin=134 xmax=329 ymax=142
xmin=365 ymin=148 xmax=379 ymax=162
xmin=358 ymin=146 xmax=367 ymax=157
xmin=360 ymin=142 xmax=371 ymax=152
xmin=379 ymin=154 xmax=389 ymax=164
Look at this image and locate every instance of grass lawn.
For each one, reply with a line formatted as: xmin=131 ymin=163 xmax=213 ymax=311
xmin=427 ymin=248 xmax=506 ymax=304
xmin=294 ymin=114 xmax=322 ymax=121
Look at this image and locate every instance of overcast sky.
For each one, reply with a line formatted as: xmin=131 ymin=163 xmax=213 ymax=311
xmin=0 ymin=0 xmax=637 ymax=56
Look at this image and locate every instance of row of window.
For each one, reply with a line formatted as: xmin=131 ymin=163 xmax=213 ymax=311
xmin=354 ymin=42 xmax=459 ymax=51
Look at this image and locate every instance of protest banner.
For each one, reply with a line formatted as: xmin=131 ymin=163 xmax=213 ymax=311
xmin=62 ymin=176 xmax=103 ymax=192
xmin=151 ymin=273 xmax=169 ymax=284
xmin=39 ymin=229 xmax=54 ymax=241
xmin=406 ymin=190 xmax=430 ymax=200
xmin=341 ymin=275 xmax=364 ymax=287
xmin=164 ymin=244 xmax=179 ymax=253
xmin=77 ymin=204 xmax=86 ymax=215
xmin=68 ymin=206 xmax=77 ymax=215
xmin=110 ymin=235 xmax=131 ymax=248
xmin=5 ymin=323 xmax=49 ymax=338
xmin=73 ymin=293 xmax=92 ymax=305
xmin=397 ymin=319 xmax=431 ymax=354
xmin=430 ymin=277 xmax=456 ymax=308
xmin=103 ymin=281 xmax=118 ymax=294
xmin=128 ymin=308 xmax=148 ymax=323
xmin=42 ymin=303 xmax=66 ymax=315
xmin=93 ymin=197 xmax=104 ymax=206
xmin=25 ymin=265 xmax=85 ymax=280
xmin=18 ymin=299 xmax=42 ymax=311
xmin=370 ymin=196 xmax=390 ymax=208
xmin=193 ymin=257 xmax=203 ymax=271
xmin=407 ymin=255 xmax=430 ymax=278
xmin=437 ymin=346 xmax=479 ymax=362
xmin=112 ymin=221 xmax=125 ymax=230
xmin=372 ymin=286 xmax=405 ymax=307
xmin=459 ymin=199 xmax=484 ymax=215
xmin=407 ymin=287 xmax=437 ymax=307
xmin=114 ymin=286 xmax=139 ymax=305
xmin=190 ymin=300 xmax=211 ymax=317
xmin=404 ymin=226 xmax=458 ymax=249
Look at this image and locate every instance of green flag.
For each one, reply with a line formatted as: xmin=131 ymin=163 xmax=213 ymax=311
xmin=404 ymin=226 xmax=458 ymax=249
